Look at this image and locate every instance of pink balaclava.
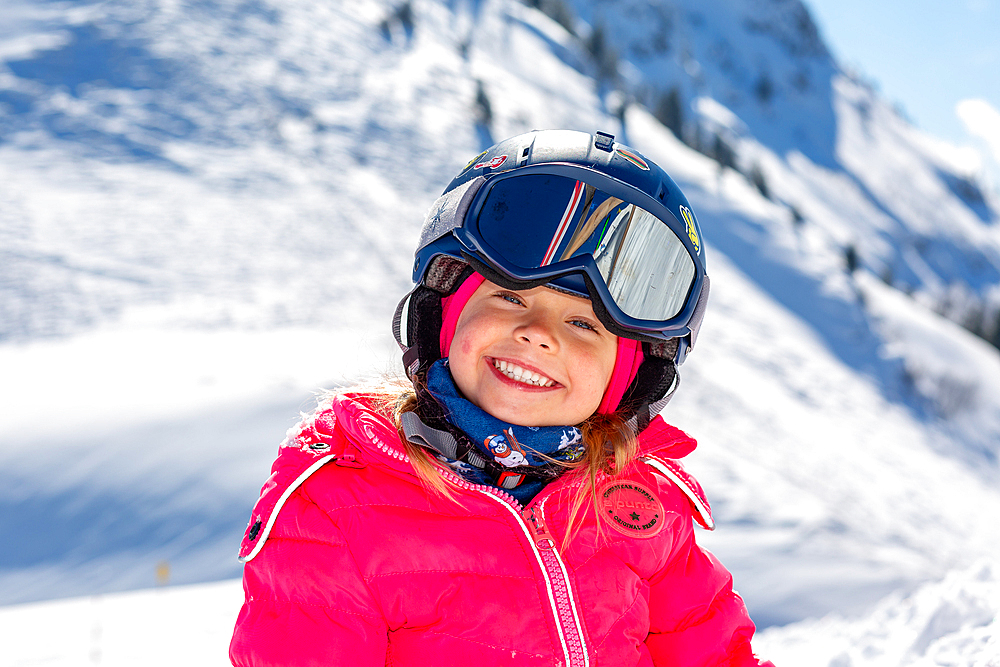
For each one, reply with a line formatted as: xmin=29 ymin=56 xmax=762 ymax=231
xmin=439 ymin=272 xmax=643 ymax=415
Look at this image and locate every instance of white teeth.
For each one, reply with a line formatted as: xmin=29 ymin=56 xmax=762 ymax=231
xmin=494 ymin=360 xmax=554 ymax=387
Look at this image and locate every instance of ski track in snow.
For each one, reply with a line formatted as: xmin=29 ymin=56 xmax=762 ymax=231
xmin=2 ymin=0 xmax=1000 ymax=664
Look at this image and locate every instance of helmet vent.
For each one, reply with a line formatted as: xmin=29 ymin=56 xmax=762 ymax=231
xmin=595 ymin=131 xmax=615 ymax=152
xmin=518 ymin=145 xmax=530 ymax=166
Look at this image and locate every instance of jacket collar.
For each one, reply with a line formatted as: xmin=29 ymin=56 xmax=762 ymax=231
xmin=238 ymin=393 xmax=710 ymax=562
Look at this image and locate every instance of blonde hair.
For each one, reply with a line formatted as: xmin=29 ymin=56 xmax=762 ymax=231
xmin=364 ymin=379 xmax=639 ymax=545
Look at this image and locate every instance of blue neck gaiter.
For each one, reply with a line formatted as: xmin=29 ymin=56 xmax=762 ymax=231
xmin=425 ymin=359 xmax=585 ymax=504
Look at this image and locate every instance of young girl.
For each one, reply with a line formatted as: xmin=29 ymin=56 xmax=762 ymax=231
xmin=230 ymin=130 xmax=773 ymax=666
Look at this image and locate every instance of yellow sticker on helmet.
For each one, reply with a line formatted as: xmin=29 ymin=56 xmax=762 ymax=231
xmin=463 ymin=150 xmax=487 ymax=172
xmin=680 ymin=205 xmax=700 ymax=253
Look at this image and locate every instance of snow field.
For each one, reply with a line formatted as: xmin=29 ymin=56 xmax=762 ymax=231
xmin=0 ymin=579 xmax=244 ymax=667
xmin=1 ymin=560 xmax=997 ymax=667
xmin=755 ymin=559 xmax=1000 ymax=667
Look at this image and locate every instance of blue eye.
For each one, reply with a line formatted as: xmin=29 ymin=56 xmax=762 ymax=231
xmin=497 ymin=292 xmax=524 ymax=306
xmin=570 ymin=319 xmax=596 ymax=331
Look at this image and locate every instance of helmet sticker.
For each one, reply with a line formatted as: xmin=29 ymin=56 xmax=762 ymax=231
xmin=474 ymin=154 xmax=508 ymax=170
xmin=614 ymin=147 xmax=649 ymax=171
xmin=541 ymin=179 xmax=586 ymax=266
xmin=598 ymin=480 xmax=665 ymax=538
xmin=463 ymin=150 xmax=487 ymax=172
xmin=679 ymin=205 xmax=700 ymax=254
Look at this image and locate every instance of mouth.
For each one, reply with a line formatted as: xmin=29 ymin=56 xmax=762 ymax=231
xmin=492 ymin=359 xmax=556 ymax=387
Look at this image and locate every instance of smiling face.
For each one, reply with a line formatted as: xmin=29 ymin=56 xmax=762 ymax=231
xmin=448 ymin=280 xmax=618 ymax=427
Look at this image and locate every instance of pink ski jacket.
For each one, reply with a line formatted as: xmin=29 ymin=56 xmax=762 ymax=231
xmin=229 ymin=393 xmax=772 ymax=667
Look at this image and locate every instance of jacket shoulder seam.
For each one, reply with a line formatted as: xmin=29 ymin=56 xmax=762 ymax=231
xmin=263 ymin=534 xmax=347 ymax=549
xmin=248 ymin=595 xmax=384 ymax=622
xmin=319 ymin=500 xmax=512 ymax=519
xmin=299 ymin=494 xmax=390 ymax=622
xmin=417 ymin=628 xmax=550 ymax=659
xmin=366 ymin=569 xmax=536 ymax=582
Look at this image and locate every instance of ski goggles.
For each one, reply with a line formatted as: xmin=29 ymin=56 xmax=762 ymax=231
xmin=416 ymin=164 xmax=707 ymax=339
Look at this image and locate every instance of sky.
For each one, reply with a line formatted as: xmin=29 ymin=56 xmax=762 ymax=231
xmin=803 ymin=0 xmax=1000 ymax=185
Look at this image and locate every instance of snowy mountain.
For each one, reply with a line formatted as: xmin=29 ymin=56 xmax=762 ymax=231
xmin=2 ymin=0 xmax=1000 ymax=663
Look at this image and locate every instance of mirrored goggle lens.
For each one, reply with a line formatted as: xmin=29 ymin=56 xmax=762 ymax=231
xmin=474 ymin=173 xmax=696 ymax=322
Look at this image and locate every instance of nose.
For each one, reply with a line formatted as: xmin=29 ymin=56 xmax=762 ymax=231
xmin=515 ymin=314 xmax=559 ymax=351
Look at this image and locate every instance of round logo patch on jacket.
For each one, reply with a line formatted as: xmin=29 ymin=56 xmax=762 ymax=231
xmin=599 ymin=480 xmax=665 ymax=538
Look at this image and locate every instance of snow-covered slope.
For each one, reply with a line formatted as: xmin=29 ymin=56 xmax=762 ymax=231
xmin=622 ymin=108 xmax=1000 ymax=623
xmin=572 ymin=0 xmax=839 ymax=167
xmin=755 ymin=559 xmax=1000 ymax=667
xmin=3 ymin=559 xmax=996 ymax=667
xmin=2 ymin=0 xmax=1000 ymax=659
xmin=1 ymin=578 xmax=244 ymax=666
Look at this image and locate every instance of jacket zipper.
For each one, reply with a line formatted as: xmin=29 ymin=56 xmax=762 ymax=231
xmin=522 ymin=497 xmax=590 ymax=667
xmin=373 ymin=441 xmax=590 ymax=666
xmin=466 ymin=484 xmax=590 ymax=667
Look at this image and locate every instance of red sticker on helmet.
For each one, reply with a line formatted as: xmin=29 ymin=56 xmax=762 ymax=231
xmin=598 ymin=480 xmax=665 ymax=538
xmin=474 ymin=154 xmax=507 ymax=170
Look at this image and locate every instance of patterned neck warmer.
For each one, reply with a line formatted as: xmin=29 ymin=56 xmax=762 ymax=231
xmin=424 ymin=359 xmax=585 ymax=503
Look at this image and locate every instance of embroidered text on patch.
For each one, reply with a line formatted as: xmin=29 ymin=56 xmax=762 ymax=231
xmin=598 ymin=480 xmax=665 ymax=537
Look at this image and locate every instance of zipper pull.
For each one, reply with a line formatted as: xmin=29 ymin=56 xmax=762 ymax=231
xmin=524 ymin=505 xmax=557 ymax=548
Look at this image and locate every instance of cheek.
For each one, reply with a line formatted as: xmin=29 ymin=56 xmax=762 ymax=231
xmin=603 ymin=349 xmax=618 ymax=384
xmin=448 ymin=321 xmax=482 ymax=394
xmin=582 ymin=344 xmax=618 ymax=395
xmin=452 ymin=310 xmax=493 ymax=361
xmin=448 ymin=320 xmax=470 ymax=359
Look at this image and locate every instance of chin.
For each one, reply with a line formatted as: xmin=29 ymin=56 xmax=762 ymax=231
xmin=484 ymin=404 xmax=587 ymax=428
xmin=487 ymin=408 xmax=538 ymax=426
